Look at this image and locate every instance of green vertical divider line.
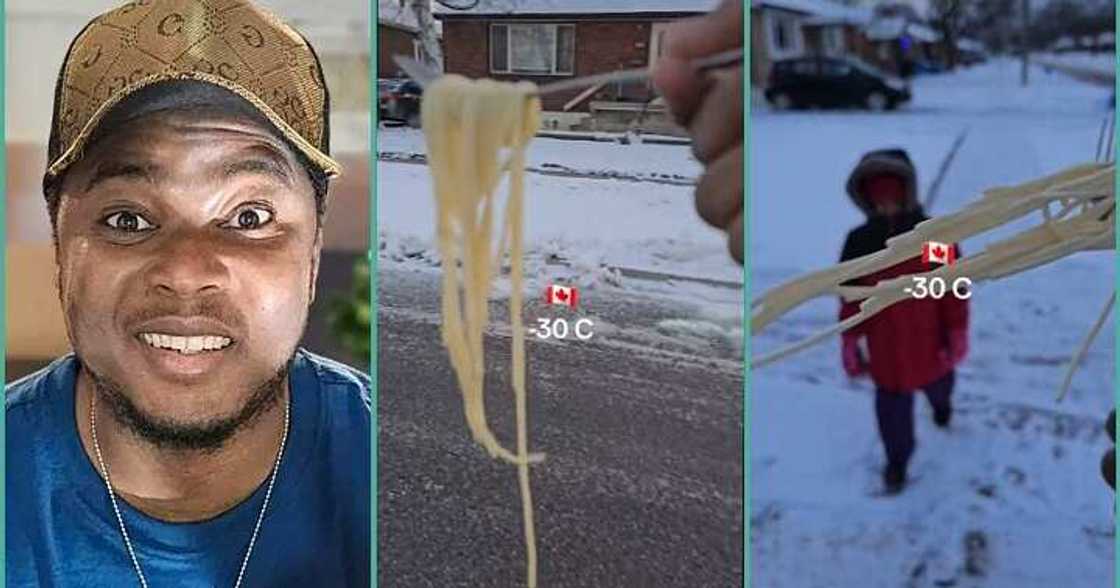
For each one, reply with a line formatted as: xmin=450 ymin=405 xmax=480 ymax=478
xmin=369 ymin=0 xmax=378 ymax=585
xmin=742 ymin=0 xmax=750 ymax=586
xmin=1 ymin=0 xmax=8 ymax=581
xmin=1114 ymin=0 xmax=1118 ymax=580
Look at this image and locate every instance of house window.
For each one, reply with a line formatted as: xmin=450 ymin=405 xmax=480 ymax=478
xmin=490 ymin=23 xmax=576 ymax=75
xmin=764 ymin=12 xmax=803 ymax=59
xmin=650 ymin=22 xmax=672 ymax=66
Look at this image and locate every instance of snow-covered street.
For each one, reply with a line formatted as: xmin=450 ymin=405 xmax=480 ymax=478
xmin=751 ymin=59 xmax=1115 ymax=587
xmin=377 ymin=76 xmax=745 ymax=585
xmin=378 ymin=116 xmax=744 ymax=356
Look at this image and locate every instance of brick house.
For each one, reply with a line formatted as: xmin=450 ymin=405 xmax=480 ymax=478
xmin=750 ymin=1 xmax=810 ymax=86
xmin=801 ymin=7 xmax=873 ymax=62
xmin=434 ymin=0 xmax=718 ymax=115
xmin=863 ymin=14 xmax=942 ymax=75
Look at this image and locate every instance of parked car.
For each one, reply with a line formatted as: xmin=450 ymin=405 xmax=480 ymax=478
xmin=378 ymin=78 xmax=423 ymax=127
xmin=913 ymin=59 xmax=947 ymax=75
xmin=957 ymin=50 xmax=988 ymax=66
xmin=765 ymin=57 xmax=911 ymax=111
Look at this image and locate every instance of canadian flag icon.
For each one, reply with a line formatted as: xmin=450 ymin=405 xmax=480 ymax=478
xmin=922 ymin=241 xmax=956 ymax=265
xmin=544 ymin=284 xmax=579 ymax=308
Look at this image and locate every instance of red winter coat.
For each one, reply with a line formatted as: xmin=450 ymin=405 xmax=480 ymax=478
xmin=839 ymin=214 xmax=969 ymax=393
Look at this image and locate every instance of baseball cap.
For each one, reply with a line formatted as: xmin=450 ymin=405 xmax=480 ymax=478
xmin=44 ymin=0 xmax=341 ymax=189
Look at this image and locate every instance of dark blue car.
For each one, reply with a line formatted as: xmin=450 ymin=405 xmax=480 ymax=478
xmin=765 ymin=57 xmax=911 ymax=111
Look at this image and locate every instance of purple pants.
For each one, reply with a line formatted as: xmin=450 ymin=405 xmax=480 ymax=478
xmin=875 ymin=370 xmax=955 ymax=467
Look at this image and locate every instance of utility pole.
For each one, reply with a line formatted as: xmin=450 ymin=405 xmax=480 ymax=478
xmin=1020 ymin=0 xmax=1030 ymax=86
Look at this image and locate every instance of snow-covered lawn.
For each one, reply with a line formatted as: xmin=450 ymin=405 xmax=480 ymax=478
xmin=377 ymin=114 xmax=743 ymax=347
xmin=1039 ymin=51 xmax=1116 ymax=76
xmin=751 ymin=59 xmax=1115 ymax=587
xmin=376 ymin=126 xmax=732 ymax=280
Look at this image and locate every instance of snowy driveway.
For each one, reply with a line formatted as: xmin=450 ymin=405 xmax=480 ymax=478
xmin=751 ymin=60 xmax=1115 ymax=587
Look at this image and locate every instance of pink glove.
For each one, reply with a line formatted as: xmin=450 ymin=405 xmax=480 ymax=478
xmin=842 ymin=335 xmax=866 ymax=377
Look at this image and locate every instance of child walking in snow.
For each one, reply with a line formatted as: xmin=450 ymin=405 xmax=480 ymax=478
xmin=838 ymin=148 xmax=970 ymax=494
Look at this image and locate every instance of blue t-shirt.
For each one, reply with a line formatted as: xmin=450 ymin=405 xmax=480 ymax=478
xmin=6 ymin=349 xmax=371 ymax=587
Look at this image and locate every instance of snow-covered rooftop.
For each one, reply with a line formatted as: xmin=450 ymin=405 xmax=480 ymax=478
xmin=864 ymin=16 xmax=940 ymax=43
xmin=803 ymin=4 xmax=873 ymax=26
xmin=752 ymin=0 xmax=851 ymax=17
xmin=906 ymin=22 xmax=940 ymax=43
xmin=434 ymin=0 xmax=718 ymax=17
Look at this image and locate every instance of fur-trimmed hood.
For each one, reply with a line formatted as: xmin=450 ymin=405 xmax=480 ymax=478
xmin=846 ymin=148 xmax=919 ymax=215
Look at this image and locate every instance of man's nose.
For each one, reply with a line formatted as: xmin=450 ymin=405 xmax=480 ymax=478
xmin=144 ymin=230 xmax=230 ymax=298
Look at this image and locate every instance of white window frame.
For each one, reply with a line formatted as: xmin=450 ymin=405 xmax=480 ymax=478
xmin=764 ymin=11 xmax=804 ymax=60
xmin=490 ymin=22 xmax=576 ymax=76
xmin=649 ymin=22 xmax=672 ymax=66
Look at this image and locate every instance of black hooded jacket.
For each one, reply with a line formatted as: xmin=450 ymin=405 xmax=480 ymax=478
xmin=838 ymin=149 xmax=968 ymax=392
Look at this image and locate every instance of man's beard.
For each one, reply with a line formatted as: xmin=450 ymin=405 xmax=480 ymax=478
xmin=83 ymin=358 xmax=292 ymax=453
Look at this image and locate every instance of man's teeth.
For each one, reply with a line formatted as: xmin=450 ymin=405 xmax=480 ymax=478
xmin=140 ymin=333 xmax=232 ymax=354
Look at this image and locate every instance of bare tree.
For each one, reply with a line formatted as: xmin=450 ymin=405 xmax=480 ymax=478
xmin=1019 ymin=0 xmax=1029 ymax=86
xmin=929 ymin=0 xmax=965 ymax=69
xmin=960 ymin=0 xmax=1015 ymax=53
xmin=408 ymin=0 xmax=445 ymax=70
xmin=407 ymin=0 xmax=521 ymax=71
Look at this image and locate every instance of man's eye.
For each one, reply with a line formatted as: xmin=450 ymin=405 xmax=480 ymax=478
xmin=226 ymin=207 xmax=274 ymax=230
xmin=103 ymin=211 xmax=154 ymax=232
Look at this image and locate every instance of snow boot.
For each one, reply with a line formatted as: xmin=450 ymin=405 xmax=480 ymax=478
xmin=933 ymin=406 xmax=952 ymax=428
xmin=883 ymin=461 xmax=907 ymax=494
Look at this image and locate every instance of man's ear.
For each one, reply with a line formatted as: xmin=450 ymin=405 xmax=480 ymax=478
xmin=308 ymin=228 xmax=323 ymax=305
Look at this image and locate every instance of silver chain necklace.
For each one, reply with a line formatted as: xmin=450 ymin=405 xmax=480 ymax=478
xmin=90 ymin=392 xmax=291 ymax=588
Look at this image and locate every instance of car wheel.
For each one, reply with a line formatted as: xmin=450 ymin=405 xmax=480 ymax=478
xmin=865 ymin=91 xmax=888 ymax=112
xmin=771 ymin=92 xmax=793 ymax=111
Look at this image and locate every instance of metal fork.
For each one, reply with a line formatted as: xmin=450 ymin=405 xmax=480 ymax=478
xmin=392 ymin=48 xmax=743 ymax=95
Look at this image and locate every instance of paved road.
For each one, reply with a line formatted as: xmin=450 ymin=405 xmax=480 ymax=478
xmin=377 ymin=267 xmax=744 ymax=587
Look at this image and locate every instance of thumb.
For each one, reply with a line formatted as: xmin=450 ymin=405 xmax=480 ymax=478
xmin=665 ymin=0 xmax=743 ymax=60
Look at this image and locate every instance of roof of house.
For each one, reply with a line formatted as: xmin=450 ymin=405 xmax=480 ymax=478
xmin=804 ymin=6 xmax=872 ymax=26
xmin=906 ymin=22 xmax=940 ymax=43
xmin=752 ymin=0 xmax=870 ymax=26
xmin=434 ymin=0 xmax=719 ymax=18
xmin=752 ymin=0 xmax=834 ymax=15
xmin=864 ymin=16 xmax=903 ymax=39
xmin=865 ymin=16 xmax=940 ymax=42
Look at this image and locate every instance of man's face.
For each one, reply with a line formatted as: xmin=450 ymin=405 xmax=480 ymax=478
xmin=55 ymin=111 xmax=320 ymax=439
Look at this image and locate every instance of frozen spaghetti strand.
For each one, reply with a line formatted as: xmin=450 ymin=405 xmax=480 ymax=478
xmin=422 ymin=74 xmax=544 ymax=587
